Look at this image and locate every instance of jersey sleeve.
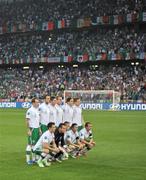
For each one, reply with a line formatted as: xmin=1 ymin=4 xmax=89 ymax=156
xmin=26 ymin=109 xmax=31 ymax=119
xmin=62 ymin=105 xmax=65 ymax=112
xmin=79 ymin=130 xmax=84 ymax=140
xmin=39 ymin=104 xmax=45 ymax=113
xmin=38 ymin=106 xmax=42 ymax=112
xmin=89 ymin=130 xmax=93 ymax=139
xmin=42 ymin=135 xmax=49 ymax=143
xmin=75 ymin=131 xmax=80 ymax=140
xmin=66 ymin=131 xmax=71 ymax=142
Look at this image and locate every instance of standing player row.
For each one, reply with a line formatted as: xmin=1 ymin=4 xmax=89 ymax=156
xmin=38 ymin=95 xmax=84 ymax=131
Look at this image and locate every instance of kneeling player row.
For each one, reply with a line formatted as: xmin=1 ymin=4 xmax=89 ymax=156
xmin=26 ymin=122 xmax=95 ymax=167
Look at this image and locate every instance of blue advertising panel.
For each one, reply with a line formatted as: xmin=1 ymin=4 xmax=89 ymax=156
xmin=80 ymin=103 xmax=146 ymax=111
xmin=0 ymin=102 xmax=146 ymax=110
xmin=0 ymin=102 xmax=31 ymax=108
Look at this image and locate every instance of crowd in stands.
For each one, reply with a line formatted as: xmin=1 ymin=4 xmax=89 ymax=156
xmin=0 ymin=0 xmax=146 ymax=103
xmin=0 ymin=27 xmax=145 ymax=62
xmin=0 ymin=0 xmax=145 ymax=25
xmin=0 ymin=64 xmax=146 ymax=102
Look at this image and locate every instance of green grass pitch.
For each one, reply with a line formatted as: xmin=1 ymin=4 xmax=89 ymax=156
xmin=0 ymin=109 xmax=146 ymax=180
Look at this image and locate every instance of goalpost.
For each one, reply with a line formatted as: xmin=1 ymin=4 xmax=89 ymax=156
xmin=64 ymin=90 xmax=121 ymax=110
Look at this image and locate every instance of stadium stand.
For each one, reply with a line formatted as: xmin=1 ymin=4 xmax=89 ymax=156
xmin=0 ymin=64 xmax=146 ymax=102
xmin=0 ymin=0 xmax=145 ymax=102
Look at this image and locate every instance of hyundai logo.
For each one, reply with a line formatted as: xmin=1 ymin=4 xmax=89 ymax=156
xmin=22 ymin=102 xmax=31 ymax=108
xmin=109 ymin=103 xmax=120 ymax=110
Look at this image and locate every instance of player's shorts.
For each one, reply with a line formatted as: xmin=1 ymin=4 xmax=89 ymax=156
xmin=33 ymin=147 xmax=43 ymax=155
xmin=78 ymin=125 xmax=83 ymax=132
xmin=40 ymin=124 xmax=48 ymax=133
xmin=28 ymin=128 xmax=40 ymax=145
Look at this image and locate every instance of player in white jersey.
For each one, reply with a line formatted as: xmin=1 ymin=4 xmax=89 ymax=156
xmin=72 ymin=98 xmax=84 ymax=131
xmin=63 ymin=97 xmax=74 ymax=125
xmin=39 ymin=95 xmax=50 ymax=133
xmin=65 ymin=123 xmax=84 ymax=157
xmin=48 ymin=96 xmax=57 ymax=125
xmin=55 ymin=96 xmax=63 ymax=127
xmin=25 ymin=98 xmax=41 ymax=164
xmin=33 ymin=122 xmax=60 ymax=167
xmin=79 ymin=122 xmax=95 ymax=154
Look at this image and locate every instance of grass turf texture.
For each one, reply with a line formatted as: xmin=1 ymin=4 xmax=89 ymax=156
xmin=0 ymin=109 xmax=146 ymax=180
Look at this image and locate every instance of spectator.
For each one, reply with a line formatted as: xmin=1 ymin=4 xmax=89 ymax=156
xmin=0 ymin=64 xmax=145 ymax=102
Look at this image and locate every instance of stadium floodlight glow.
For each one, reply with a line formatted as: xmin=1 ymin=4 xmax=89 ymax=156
xmin=23 ymin=66 xmax=29 ymax=69
xmin=73 ymin=64 xmax=78 ymax=68
xmin=135 ymin=62 xmax=139 ymax=65
xmin=39 ymin=66 xmax=44 ymax=69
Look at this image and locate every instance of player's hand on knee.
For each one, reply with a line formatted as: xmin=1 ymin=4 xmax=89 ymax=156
xmin=89 ymin=144 xmax=93 ymax=148
xmin=79 ymin=144 xmax=84 ymax=149
xmin=92 ymin=142 xmax=96 ymax=146
xmin=54 ymin=148 xmax=60 ymax=153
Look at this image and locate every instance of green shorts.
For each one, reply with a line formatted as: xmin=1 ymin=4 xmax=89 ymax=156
xmin=28 ymin=128 xmax=40 ymax=145
xmin=40 ymin=124 xmax=48 ymax=133
xmin=33 ymin=147 xmax=43 ymax=155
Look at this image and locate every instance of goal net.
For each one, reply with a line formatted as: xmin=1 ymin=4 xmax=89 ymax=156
xmin=64 ymin=90 xmax=121 ymax=110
